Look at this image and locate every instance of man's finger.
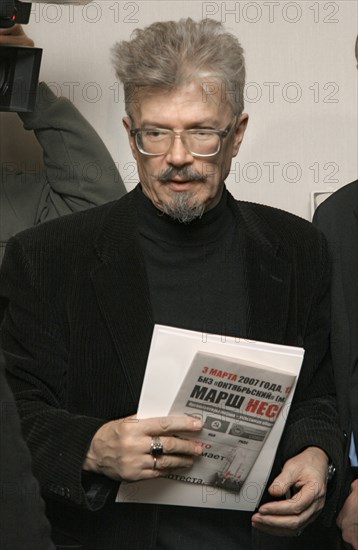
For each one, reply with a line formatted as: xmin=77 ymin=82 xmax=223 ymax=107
xmin=0 ymin=25 xmax=34 ymax=46
xmin=258 ymin=482 xmax=324 ymax=516
xmin=0 ymin=24 xmax=24 ymax=35
xmin=138 ymin=415 xmax=203 ymax=435
xmin=252 ymin=505 xmax=321 ymax=533
xmin=147 ymin=435 xmax=202 ymax=457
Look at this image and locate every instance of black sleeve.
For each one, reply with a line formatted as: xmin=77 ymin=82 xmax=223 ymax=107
xmin=0 ymin=236 xmax=115 ymax=512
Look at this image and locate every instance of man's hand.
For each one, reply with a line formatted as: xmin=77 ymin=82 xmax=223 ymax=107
xmin=251 ymin=446 xmax=329 ymax=537
xmin=83 ymin=415 xmax=203 ymax=481
xmin=337 ymin=479 xmax=358 ymax=549
xmin=0 ymin=24 xmax=34 ymax=47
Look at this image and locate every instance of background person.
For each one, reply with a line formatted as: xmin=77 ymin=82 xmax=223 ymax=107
xmin=314 ymin=179 xmax=358 ymax=550
xmin=313 ymin=37 xmax=358 ymax=550
xmin=0 ymin=25 xmax=126 ymax=264
xmin=0 ymin=349 xmax=55 ymax=550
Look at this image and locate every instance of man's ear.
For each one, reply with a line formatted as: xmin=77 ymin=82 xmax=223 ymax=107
xmin=232 ymin=113 xmax=249 ymax=157
xmin=123 ymin=116 xmax=137 ymax=159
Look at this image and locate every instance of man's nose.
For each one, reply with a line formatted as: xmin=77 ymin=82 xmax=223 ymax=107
xmin=165 ymin=134 xmax=194 ymax=166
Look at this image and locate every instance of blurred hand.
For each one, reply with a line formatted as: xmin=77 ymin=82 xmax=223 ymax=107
xmin=337 ymin=479 xmax=358 ymax=549
xmin=252 ymin=446 xmax=329 ymax=537
xmin=83 ymin=415 xmax=203 ymax=481
xmin=0 ymin=24 xmax=34 ymax=47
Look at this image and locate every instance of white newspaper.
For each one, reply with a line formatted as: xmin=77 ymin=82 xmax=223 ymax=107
xmin=116 ymin=325 xmax=304 ymax=511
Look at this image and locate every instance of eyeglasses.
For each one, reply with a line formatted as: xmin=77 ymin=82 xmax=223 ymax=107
xmin=130 ymin=118 xmax=237 ymax=157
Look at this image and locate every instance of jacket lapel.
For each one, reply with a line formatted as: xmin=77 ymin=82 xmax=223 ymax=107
xmin=90 ymin=192 xmax=154 ymax=405
xmin=233 ymin=199 xmax=292 ymax=344
xmin=242 ymin=237 xmax=292 ymax=343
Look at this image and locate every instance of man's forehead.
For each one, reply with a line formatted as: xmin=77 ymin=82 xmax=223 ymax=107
xmin=130 ymin=79 xmax=232 ymax=124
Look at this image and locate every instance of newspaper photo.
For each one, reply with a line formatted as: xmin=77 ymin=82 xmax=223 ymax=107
xmin=167 ymin=351 xmax=296 ymax=491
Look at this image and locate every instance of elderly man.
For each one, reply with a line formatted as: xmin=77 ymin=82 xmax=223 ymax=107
xmin=0 ymin=18 xmax=344 ymax=549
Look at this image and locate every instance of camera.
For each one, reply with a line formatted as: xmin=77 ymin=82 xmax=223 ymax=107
xmin=0 ymin=0 xmax=42 ymax=112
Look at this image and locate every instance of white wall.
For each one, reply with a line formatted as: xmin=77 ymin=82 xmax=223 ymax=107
xmin=1 ymin=0 xmax=357 ymax=219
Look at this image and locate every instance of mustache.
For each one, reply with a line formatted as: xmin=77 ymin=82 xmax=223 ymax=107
xmin=157 ymin=167 xmax=207 ymax=183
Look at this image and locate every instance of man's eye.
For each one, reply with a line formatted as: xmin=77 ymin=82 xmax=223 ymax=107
xmin=143 ymin=130 xmax=167 ymax=140
xmin=191 ymin=131 xmax=213 ymax=140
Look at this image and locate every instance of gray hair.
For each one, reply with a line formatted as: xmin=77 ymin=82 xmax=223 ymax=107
xmin=111 ymin=18 xmax=246 ymax=117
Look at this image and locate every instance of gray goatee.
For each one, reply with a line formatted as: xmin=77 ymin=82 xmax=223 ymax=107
xmin=157 ymin=166 xmax=206 ymax=223
xmin=161 ymin=191 xmax=206 ymax=224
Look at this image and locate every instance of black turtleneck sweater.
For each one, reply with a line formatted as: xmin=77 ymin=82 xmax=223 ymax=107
xmin=135 ymin=185 xmax=252 ymax=549
xmin=136 ymin=184 xmax=247 ymax=339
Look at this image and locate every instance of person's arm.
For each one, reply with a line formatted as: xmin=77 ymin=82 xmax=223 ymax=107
xmin=0 ymin=232 xmax=112 ymax=510
xmin=0 ymin=234 xmax=201 ymax=512
xmin=252 ymin=233 xmax=345 ymax=536
xmin=0 ymin=351 xmax=55 ymax=550
xmin=18 ymin=81 xmax=126 ymax=220
xmin=1 ymin=26 xmax=126 ymax=231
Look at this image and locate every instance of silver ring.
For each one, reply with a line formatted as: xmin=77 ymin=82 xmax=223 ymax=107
xmin=153 ymin=456 xmax=157 ymax=470
xmin=150 ymin=436 xmax=164 ymax=457
xmin=296 ymin=530 xmax=302 ymax=537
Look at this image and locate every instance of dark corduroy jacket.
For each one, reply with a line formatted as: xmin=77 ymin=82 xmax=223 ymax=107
xmin=0 ymin=188 xmax=345 ymax=549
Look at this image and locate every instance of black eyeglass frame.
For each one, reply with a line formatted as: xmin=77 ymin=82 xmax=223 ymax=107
xmin=129 ymin=117 xmax=237 ymax=158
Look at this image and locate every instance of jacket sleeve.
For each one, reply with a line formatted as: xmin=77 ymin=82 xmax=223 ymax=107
xmin=274 ymin=234 xmax=346 ymax=524
xmin=18 ymin=82 xmax=126 ymax=218
xmin=0 ymin=236 xmax=116 ymax=512
xmin=1 ymin=83 xmax=126 ymax=259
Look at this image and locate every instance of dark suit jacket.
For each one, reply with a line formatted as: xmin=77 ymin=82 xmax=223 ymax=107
xmin=0 ymin=189 xmax=345 ymax=549
xmin=0 ymin=350 xmax=54 ymax=550
xmin=313 ymin=180 xmax=358 ymax=471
